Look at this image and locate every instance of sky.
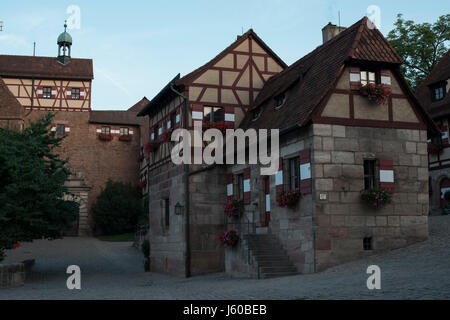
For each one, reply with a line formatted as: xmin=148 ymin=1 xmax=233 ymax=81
xmin=0 ymin=0 xmax=448 ymax=110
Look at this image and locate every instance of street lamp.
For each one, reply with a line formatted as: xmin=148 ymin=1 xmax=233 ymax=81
xmin=175 ymin=202 xmax=184 ymax=216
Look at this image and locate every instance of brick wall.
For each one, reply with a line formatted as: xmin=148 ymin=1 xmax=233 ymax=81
xmin=312 ymin=123 xmax=429 ymax=271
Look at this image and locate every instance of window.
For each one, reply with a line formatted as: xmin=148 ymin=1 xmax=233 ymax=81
xmin=236 ymin=174 xmax=244 ymax=200
xmin=158 ymin=126 xmax=162 ymax=136
xmin=170 ymin=112 xmax=177 ymax=128
xmin=56 ymin=124 xmax=65 ymax=136
xmin=360 ymin=70 xmax=376 ymax=86
xmin=432 ymin=84 xmax=446 ymax=102
xmin=120 ymin=127 xmax=129 ymax=136
xmin=363 ymin=237 xmax=373 ymax=251
xmin=289 ymin=157 xmax=300 ymax=190
xmin=101 ymin=126 xmax=110 ymax=135
xmin=364 ymin=160 xmax=377 ymax=190
xmin=164 ymin=199 xmax=170 ymax=228
xmin=72 ymin=88 xmax=80 ymax=100
xmin=43 ymin=87 xmax=52 ymax=99
xmin=274 ymin=93 xmax=286 ymax=109
xmin=203 ymin=106 xmax=224 ymax=122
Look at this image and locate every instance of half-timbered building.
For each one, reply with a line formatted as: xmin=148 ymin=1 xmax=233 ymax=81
xmin=416 ymin=50 xmax=450 ymax=215
xmin=138 ymin=18 xmax=438 ymax=278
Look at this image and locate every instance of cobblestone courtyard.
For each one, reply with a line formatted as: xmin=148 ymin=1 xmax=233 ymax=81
xmin=1 ymin=215 xmax=449 ymax=300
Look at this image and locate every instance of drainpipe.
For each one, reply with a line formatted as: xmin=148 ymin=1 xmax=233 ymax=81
xmin=170 ymin=84 xmax=191 ymax=278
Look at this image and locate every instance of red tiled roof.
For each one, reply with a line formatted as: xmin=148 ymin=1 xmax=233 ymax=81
xmin=241 ymin=17 xmax=404 ymax=131
xmin=0 ymin=54 xmax=93 ymax=80
xmin=0 ymin=77 xmax=24 ymax=118
xmin=415 ymin=49 xmax=450 ymax=119
xmin=128 ymin=97 xmax=150 ymax=113
xmin=89 ymin=111 xmax=145 ymax=126
xmin=176 ymin=29 xmax=287 ymax=85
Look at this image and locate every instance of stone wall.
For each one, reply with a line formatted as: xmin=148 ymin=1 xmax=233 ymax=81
xmin=0 ymin=263 xmax=25 ymax=288
xmin=312 ymin=123 xmax=429 ymax=271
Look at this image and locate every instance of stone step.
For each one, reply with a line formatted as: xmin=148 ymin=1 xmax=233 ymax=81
xmin=261 ymin=272 xmax=299 ymax=279
xmin=254 ymin=255 xmax=291 ymax=262
xmin=251 ymin=249 xmax=287 ymax=256
xmin=257 ymin=260 xmax=296 ymax=267
xmin=260 ymin=266 xmax=297 ymax=274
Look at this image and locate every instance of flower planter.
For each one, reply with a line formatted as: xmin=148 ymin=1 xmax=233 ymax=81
xmin=98 ymin=134 xmax=112 ymax=141
xmin=144 ymin=140 xmax=160 ymax=153
xmin=203 ymin=121 xmax=234 ymax=134
xmin=224 ymin=199 xmax=244 ymax=218
xmin=161 ymin=129 xmax=174 ymax=143
xmin=360 ymin=188 xmax=392 ymax=209
xmin=218 ymin=229 xmax=239 ymax=248
xmin=119 ymin=135 xmax=132 ymax=142
xmin=276 ymin=189 xmax=301 ymax=209
xmin=360 ymin=83 xmax=392 ymax=104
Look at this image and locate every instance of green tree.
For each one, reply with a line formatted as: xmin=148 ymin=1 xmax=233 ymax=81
xmin=92 ymin=180 xmax=143 ymax=235
xmin=387 ymin=14 xmax=450 ymax=88
xmin=0 ymin=113 xmax=79 ymax=261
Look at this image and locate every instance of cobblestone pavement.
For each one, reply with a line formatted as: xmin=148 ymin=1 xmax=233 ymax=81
xmin=1 ymin=216 xmax=449 ymax=300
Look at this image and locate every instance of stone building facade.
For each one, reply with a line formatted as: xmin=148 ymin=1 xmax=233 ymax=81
xmin=0 ymin=24 xmax=144 ymax=235
xmin=416 ymin=49 xmax=450 ymax=215
xmin=138 ymin=18 xmax=438 ymax=278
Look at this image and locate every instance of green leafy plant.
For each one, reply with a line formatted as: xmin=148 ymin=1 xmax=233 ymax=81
xmin=360 ymin=188 xmax=393 ymax=208
xmin=0 ymin=113 xmax=79 ymax=261
xmin=92 ymin=180 xmax=144 ymax=235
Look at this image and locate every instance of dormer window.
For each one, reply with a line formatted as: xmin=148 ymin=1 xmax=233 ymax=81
xmin=274 ymin=93 xmax=286 ymax=109
xmin=431 ymin=83 xmax=446 ymax=102
xmin=360 ymin=71 xmax=376 ymax=86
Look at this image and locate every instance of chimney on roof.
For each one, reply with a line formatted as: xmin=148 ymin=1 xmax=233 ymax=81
xmin=322 ymin=22 xmax=346 ymax=43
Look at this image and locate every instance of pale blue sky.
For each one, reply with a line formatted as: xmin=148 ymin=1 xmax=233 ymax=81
xmin=0 ymin=0 xmax=448 ymax=110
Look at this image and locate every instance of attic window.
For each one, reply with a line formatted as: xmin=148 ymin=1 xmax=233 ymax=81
xmin=360 ymin=71 xmax=376 ymax=86
xmin=274 ymin=93 xmax=286 ymax=109
xmin=431 ymin=83 xmax=446 ymax=102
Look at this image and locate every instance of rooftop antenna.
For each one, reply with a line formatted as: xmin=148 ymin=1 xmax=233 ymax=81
xmin=338 ymin=11 xmax=341 ymax=28
xmin=33 ymin=42 xmax=36 ymax=56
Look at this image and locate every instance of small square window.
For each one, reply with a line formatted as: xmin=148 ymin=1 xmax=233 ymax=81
xmin=120 ymin=127 xmax=129 ymax=136
xmin=56 ymin=124 xmax=65 ymax=136
xmin=101 ymin=126 xmax=110 ymax=135
xmin=363 ymin=237 xmax=373 ymax=251
xmin=432 ymin=85 xmax=445 ymax=102
xmin=43 ymin=87 xmax=52 ymax=99
xmin=72 ymin=88 xmax=80 ymax=100
xmin=289 ymin=157 xmax=300 ymax=190
xmin=203 ymin=106 xmax=223 ymax=122
xmin=364 ymin=160 xmax=377 ymax=190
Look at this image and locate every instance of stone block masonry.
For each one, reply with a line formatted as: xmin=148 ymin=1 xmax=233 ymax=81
xmin=313 ymin=124 xmax=429 ymax=272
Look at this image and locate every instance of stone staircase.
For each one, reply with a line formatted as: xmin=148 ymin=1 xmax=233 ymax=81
xmin=244 ymin=233 xmax=298 ymax=279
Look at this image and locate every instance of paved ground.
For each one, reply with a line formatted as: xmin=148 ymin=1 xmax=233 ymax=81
xmin=1 ymin=215 xmax=449 ymax=300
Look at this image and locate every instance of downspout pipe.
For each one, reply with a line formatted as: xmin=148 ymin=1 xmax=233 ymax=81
xmin=170 ymin=84 xmax=191 ymax=278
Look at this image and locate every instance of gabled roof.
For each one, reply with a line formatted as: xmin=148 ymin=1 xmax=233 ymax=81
xmin=0 ymin=77 xmax=25 ymax=118
xmin=0 ymin=54 xmax=93 ymax=80
xmin=240 ymin=17 xmax=405 ymax=131
xmin=89 ymin=111 xmax=145 ymax=126
xmin=128 ymin=97 xmax=150 ymax=113
xmin=175 ymin=29 xmax=287 ymax=86
xmin=415 ymin=49 xmax=450 ymax=119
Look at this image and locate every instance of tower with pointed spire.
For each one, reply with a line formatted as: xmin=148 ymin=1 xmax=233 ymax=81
xmin=57 ymin=21 xmax=72 ymax=65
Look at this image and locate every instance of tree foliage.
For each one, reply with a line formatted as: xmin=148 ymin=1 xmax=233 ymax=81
xmin=92 ymin=179 xmax=143 ymax=235
xmin=0 ymin=113 xmax=79 ymax=260
xmin=387 ymin=14 xmax=450 ymax=88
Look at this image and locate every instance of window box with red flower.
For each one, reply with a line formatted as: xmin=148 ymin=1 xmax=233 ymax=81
xmin=223 ymin=199 xmax=244 ymax=218
xmin=144 ymin=140 xmax=160 ymax=153
xmin=360 ymin=83 xmax=392 ymax=104
xmin=139 ymin=180 xmax=147 ymax=190
xmin=360 ymin=188 xmax=392 ymax=209
xmin=218 ymin=228 xmax=239 ymax=248
xmin=119 ymin=135 xmax=132 ymax=142
xmin=98 ymin=133 xmax=112 ymax=141
xmin=161 ymin=128 xmax=174 ymax=143
xmin=276 ymin=189 xmax=301 ymax=209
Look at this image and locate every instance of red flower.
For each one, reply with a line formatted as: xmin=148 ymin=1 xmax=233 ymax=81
xmin=218 ymin=229 xmax=239 ymax=247
xmin=360 ymin=83 xmax=391 ymax=104
xmin=12 ymin=243 xmax=20 ymax=248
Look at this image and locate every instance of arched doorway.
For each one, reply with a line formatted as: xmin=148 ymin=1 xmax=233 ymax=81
xmin=439 ymin=178 xmax=450 ymax=208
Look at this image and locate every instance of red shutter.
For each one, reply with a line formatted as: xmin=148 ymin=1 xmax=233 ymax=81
xmin=96 ymin=126 xmax=102 ymax=135
xmin=379 ymin=159 xmax=394 ymax=194
xmin=51 ymin=87 xmax=56 ymax=99
xmin=275 ymin=158 xmax=284 ymax=195
xmin=380 ymin=70 xmax=391 ymax=88
xmin=349 ymin=67 xmax=361 ymax=90
xmin=65 ymin=125 xmax=70 ymax=135
xmin=243 ymin=168 xmax=251 ymax=204
xmin=300 ymin=149 xmax=312 ymax=194
xmin=227 ymin=173 xmax=233 ymax=200
xmin=37 ymin=86 xmax=43 ymax=98
xmin=80 ymin=88 xmax=85 ymax=100
xmin=192 ymin=104 xmax=203 ymax=128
